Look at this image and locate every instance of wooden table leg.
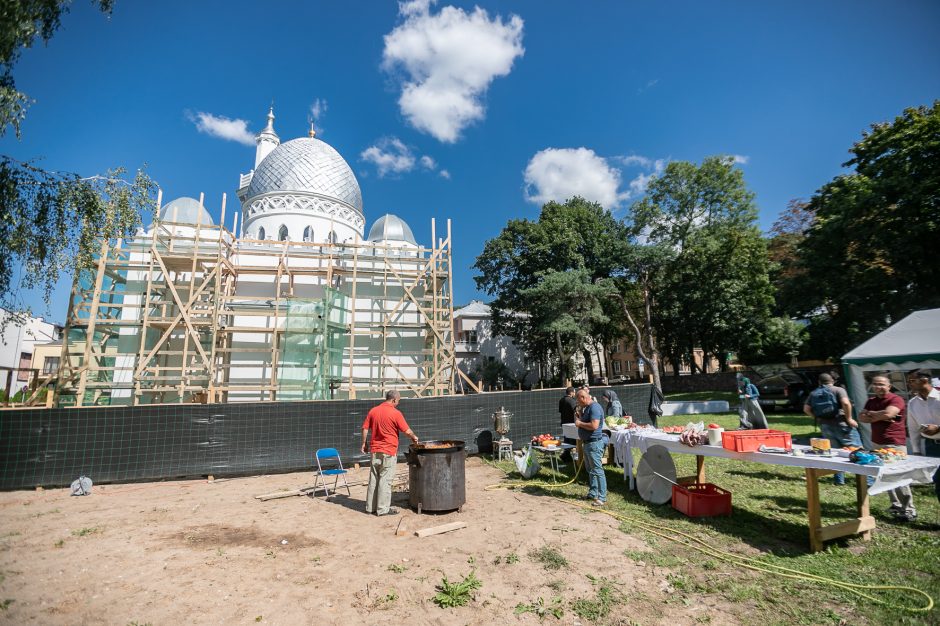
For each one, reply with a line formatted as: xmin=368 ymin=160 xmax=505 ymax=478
xmin=696 ymin=455 xmax=706 ymax=483
xmin=856 ymin=473 xmax=872 ymax=541
xmin=805 ymin=468 xmax=823 ymax=552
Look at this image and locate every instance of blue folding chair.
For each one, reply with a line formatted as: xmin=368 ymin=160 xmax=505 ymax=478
xmin=313 ymin=448 xmax=350 ymax=498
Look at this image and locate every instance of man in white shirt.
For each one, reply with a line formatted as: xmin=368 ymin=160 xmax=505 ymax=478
xmin=906 ymin=370 xmax=940 ymax=456
xmin=906 ymin=369 xmax=940 ymax=505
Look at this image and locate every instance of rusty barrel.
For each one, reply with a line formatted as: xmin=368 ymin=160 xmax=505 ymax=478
xmin=406 ymin=440 xmax=466 ymax=513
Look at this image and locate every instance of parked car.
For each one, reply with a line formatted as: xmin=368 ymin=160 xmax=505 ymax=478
xmin=749 ymin=366 xmax=819 ymax=412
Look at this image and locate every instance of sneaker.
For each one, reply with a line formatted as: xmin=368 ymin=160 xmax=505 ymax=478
xmin=591 ymin=499 xmax=606 ymax=507
xmin=377 ymin=508 xmax=400 ymax=517
xmin=898 ymin=510 xmax=917 ymax=523
xmin=887 ymin=507 xmax=904 ymax=519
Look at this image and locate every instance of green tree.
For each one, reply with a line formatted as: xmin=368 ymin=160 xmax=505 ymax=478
xmin=473 ymin=197 xmax=627 ymax=382
xmin=781 ymin=102 xmax=940 ymax=358
xmin=1 ymin=1 xmax=157 ymax=321
xmin=517 ymin=269 xmax=609 ymax=383
xmin=629 ymin=156 xmax=773 ymax=373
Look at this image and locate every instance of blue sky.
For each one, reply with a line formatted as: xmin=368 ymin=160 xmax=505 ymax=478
xmin=4 ymin=0 xmax=939 ymax=321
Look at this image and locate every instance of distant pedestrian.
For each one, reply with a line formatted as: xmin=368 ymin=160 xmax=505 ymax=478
xmin=803 ymin=373 xmax=859 ymax=485
xmin=737 ymin=377 xmax=768 ymax=430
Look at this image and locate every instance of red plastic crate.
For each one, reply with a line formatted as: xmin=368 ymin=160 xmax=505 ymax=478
xmin=721 ymin=429 xmax=792 ymax=453
xmin=671 ymin=483 xmax=732 ymax=517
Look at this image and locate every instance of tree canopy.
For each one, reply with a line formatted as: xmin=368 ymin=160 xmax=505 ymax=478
xmin=1 ymin=0 xmax=156 ymax=322
xmin=776 ymin=101 xmax=940 ymax=358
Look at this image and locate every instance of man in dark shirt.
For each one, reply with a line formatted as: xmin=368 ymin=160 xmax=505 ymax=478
xmin=558 ymin=386 xmax=577 ymax=462
xmin=859 ymin=375 xmax=914 ymax=521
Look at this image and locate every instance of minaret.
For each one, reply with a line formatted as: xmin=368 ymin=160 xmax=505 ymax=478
xmin=254 ymin=106 xmax=280 ymax=167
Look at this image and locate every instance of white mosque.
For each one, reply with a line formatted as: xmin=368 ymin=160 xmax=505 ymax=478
xmin=58 ymin=108 xmax=459 ymax=407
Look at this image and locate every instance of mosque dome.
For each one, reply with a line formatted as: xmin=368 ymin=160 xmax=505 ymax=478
xmin=368 ymin=214 xmax=418 ymax=246
xmin=246 ymin=137 xmax=362 ymax=214
xmin=159 ymin=197 xmax=214 ymax=226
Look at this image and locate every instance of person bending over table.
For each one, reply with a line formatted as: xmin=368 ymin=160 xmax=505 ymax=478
xmin=575 ymin=388 xmax=607 ymax=507
xmin=859 ymin=375 xmax=914 ymax=522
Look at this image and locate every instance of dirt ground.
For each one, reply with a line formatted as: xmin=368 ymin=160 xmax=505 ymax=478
xmin=0 ymin=458 xmax=745 ymax=625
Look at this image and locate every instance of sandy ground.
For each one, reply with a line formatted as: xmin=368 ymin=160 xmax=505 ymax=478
xmin=0 ymin=457 xmax=747 ymax=625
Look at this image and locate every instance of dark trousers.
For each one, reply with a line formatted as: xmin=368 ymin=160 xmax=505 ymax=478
xmin=924 ymin=439 xmax=940 ymax=503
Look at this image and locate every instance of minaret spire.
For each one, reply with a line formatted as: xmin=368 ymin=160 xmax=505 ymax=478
xmin=254 ymin=104 xmax=280 ymax=167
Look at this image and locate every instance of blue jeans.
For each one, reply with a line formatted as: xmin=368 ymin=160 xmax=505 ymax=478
xmin=583 ymin=438 xmax=607 ymax=502
xmin=819 ymin=421 xmax=863 ymax=485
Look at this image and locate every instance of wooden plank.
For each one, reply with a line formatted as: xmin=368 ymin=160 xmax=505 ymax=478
xmin=816 ymin=516 xmax=876 ymax=542
xmin=415 ymin=521 xmax=467 ymax=538
xmin=855 ymin=473 xmax=872 ymax=541
xmin=805 ymin=468 xmax=823 ymax=552
xmin=696 ymin=455 xmax=706 ymax=483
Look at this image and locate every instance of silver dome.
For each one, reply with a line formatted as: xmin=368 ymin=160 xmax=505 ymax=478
xmin=159 ymin=197 xmax=214 ymax=226
xmin=368 ymin=214 xmax=417 ymax=245
xmin=246 ymin=137 xmax=363 ymax=213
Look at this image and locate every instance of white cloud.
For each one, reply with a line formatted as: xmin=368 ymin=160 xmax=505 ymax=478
xmin=382 ymin=1 xmax=524 ymax=142
xmin=187 ymin=111 xmax=254 ymax=146
xmin=524 ymin=148 xmax=628 ymax=209
xmin=309 ymin=98 xmax=328 ymax=120
xmin=618 ymin=155 xmax=652 ymax=168
xmin=360 ymin=137 xmax=416 ymax=177
xmin=626 ymin=158 xmax=665 ymax=196
xmin=360 ymin=137 xmax=448 ymax=179
xmin=731 ymin=154 xmax=749 ymax=164
xmin=439 ymin=169 xmax=451 ymax=179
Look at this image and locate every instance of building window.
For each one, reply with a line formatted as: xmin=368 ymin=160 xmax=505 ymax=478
xmin=460 ymin=330 xmax=478 ymax=344
xmin=17 ymin=352 xmax=31 ymax=381
xmin=258 ymin=226 xmax=266 ymax=240
xmin=42 ymin=356 xmax=59 ymax=375
xmin=612 ymin=360 xmax=621 ymax=374
xmin=327 ymin=230 xmax=338 ymax=244
xmin=303 ymin=226 xmax=313 ymax=242
xmin=278 ymin=225 xmax=289 ymax=241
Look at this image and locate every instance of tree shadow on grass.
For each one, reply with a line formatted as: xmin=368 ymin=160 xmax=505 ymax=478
xmin=724 ymin=468 xmax=805 ymax=482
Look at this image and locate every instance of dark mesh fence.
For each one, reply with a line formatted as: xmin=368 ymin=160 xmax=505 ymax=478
xmin=0 ymin=384 xmax=653 ymax=489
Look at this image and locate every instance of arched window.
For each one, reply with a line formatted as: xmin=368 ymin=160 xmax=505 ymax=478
xmin=278 ymin=225 xmax=289 ymax=241
xmin=258 ymin=226 xmax=266 ymax=240
xmin=303 ymin=226 xmax=313 ymax=242
xmin=327 ymin=230 xmax=337 ymax=244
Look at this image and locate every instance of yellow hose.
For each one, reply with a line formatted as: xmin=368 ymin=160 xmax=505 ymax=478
xmin=483 ymin=456 xmax=935 ymax=613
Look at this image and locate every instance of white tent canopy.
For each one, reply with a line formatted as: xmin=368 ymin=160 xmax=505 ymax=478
xmin=841 ymin=308 xmax=940 ymax=447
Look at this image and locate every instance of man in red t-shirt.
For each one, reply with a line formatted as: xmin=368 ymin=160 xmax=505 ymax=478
xmin=859 ymin=375 xmax=914 ymax=521
xmin=361 ymin=390 xmax=418 ymax=516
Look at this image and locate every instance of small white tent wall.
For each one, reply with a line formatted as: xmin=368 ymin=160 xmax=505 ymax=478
xmin=841 ymin=308 xmax=940 ymax=448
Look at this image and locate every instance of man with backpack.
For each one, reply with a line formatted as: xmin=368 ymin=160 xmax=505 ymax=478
xmin=803 ymin=373 xmax=859 ymax=486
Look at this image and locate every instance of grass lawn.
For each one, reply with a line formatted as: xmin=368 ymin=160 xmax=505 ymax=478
xmin=498 ymin=411 xmax=940 ymax=625
xmin=665 ymin=390 xmax=740 ymax=404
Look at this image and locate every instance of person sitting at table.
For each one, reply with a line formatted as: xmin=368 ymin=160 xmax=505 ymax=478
xmin=602 ymin=389 xmax=623 ymax=419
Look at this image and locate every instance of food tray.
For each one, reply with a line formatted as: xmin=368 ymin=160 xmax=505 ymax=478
xmin=721 ymin=429 xmax=792 ymax=453
xmin=671 ymin=483 xmax=732 ymax=517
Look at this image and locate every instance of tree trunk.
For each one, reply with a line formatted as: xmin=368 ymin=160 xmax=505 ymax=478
xmin=640 ymin=277 xmax=663 ymax=391
xmin=555 ymin=331 xmax=567 ymax=385
xmin=582 ymin=347 xmax=595 ymax=384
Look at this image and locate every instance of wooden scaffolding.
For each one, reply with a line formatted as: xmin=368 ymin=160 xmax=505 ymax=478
xmin=55 ymin=195 xmax=472 ymax=407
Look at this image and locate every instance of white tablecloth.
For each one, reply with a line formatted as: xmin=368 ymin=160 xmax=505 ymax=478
xmin=609 ymin=429 xmax=940 ymax=496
